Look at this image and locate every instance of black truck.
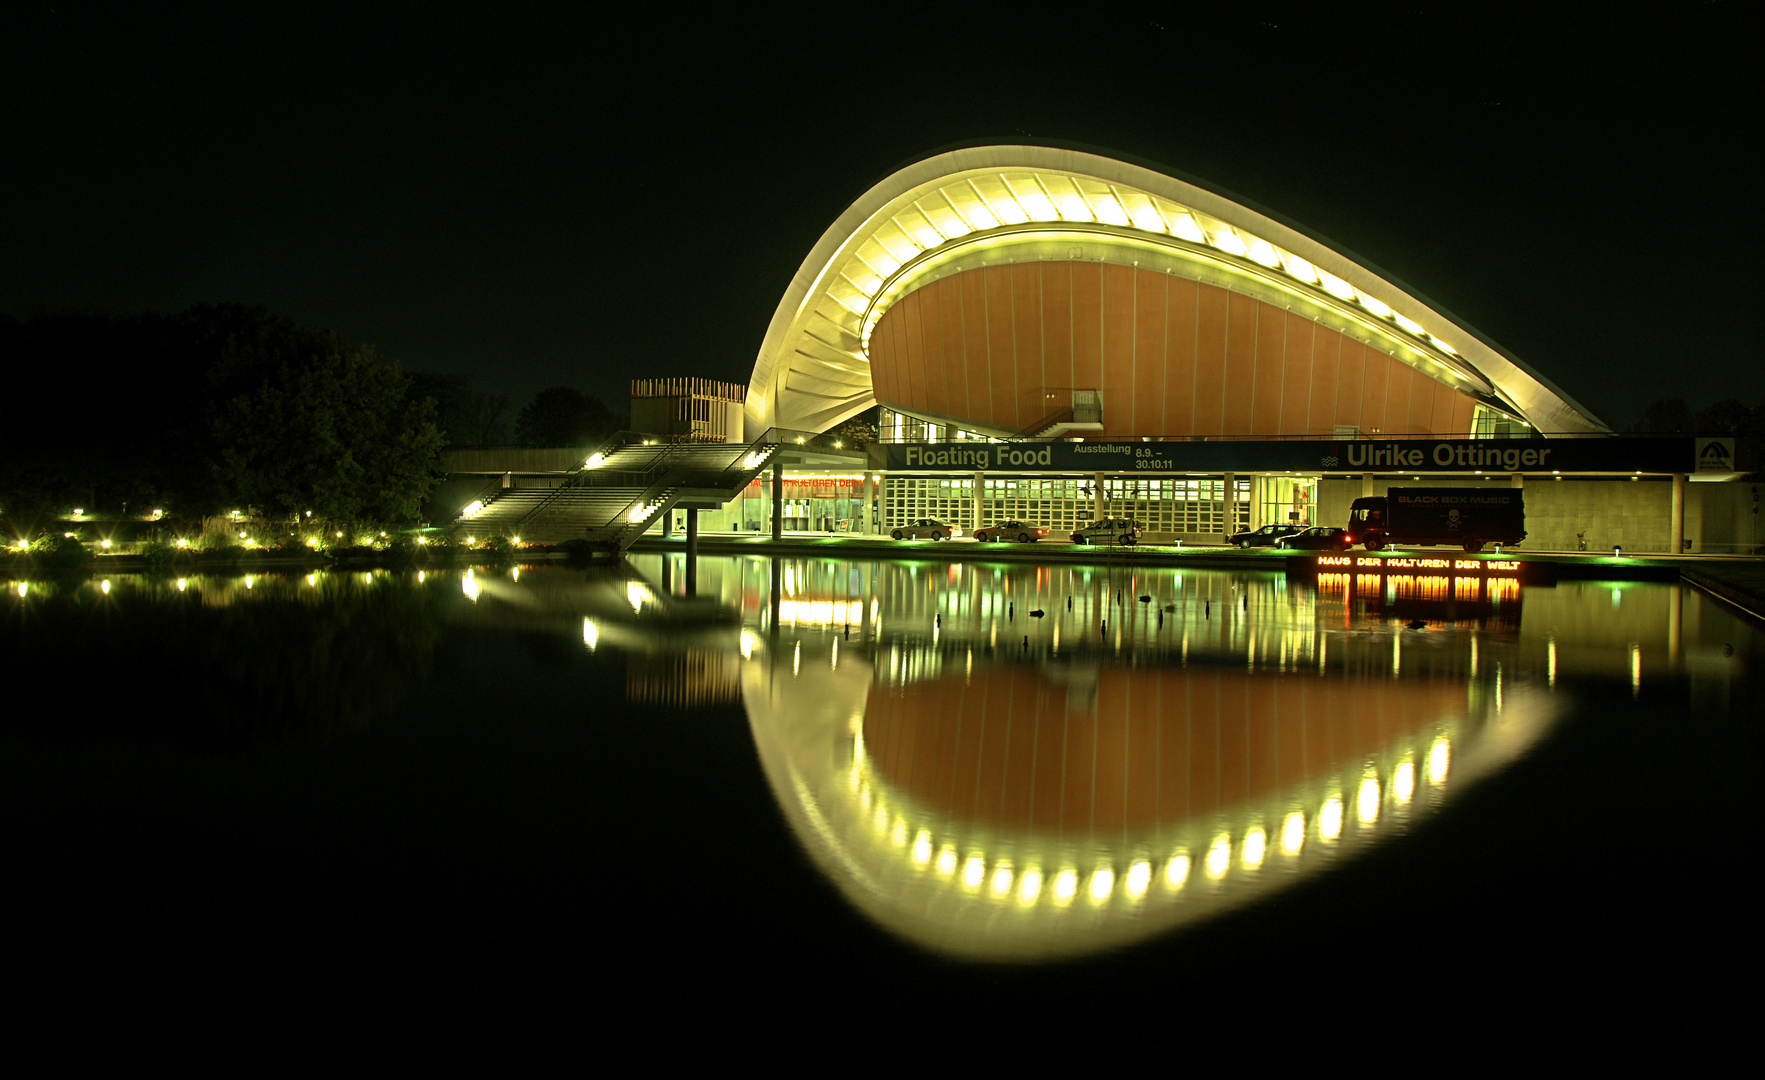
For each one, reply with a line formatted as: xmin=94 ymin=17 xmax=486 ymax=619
xmin=1348 ymin=487 xmax=1525 ymax=552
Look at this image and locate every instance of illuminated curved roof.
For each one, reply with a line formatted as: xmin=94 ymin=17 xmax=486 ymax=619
xmin=747 ymin=144 xmax=1606 ymax=436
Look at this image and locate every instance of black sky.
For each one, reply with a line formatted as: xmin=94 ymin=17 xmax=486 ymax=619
xmin=3 ymin=2 xmax=1757 ymax=427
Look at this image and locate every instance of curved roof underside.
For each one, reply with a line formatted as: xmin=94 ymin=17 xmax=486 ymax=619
xmin=747 ymin=144 xmax=1606 ymax=437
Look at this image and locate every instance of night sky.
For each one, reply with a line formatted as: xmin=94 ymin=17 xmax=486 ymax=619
xmin=4 ymin=3 xmax=1756 ymax=428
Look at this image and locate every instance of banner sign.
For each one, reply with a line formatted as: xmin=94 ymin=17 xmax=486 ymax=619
xmin=880 ymin=437 xmax=1693 ymax=474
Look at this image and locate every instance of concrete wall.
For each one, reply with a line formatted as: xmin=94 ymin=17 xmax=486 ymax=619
xmin=1689 ymin=480 xmax=1761 ymax=553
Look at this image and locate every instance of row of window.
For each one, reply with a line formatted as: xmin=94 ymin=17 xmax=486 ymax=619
xmin=881 ymin=477 xmax=1251 ymax=533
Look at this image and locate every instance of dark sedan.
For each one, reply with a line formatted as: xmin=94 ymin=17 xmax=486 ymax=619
xmin=1275 ymin=527 xmax=1354 ymax=551
xmin=1227 ymin=524 xmax=1305 ymax=548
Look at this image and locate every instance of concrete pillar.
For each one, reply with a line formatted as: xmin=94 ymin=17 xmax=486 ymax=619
xmin=876 ymin=472 xmax=888 ymax=534
xmin=661 ymin=509 xmax=673 ymax=538
xmin=1510 ymin=472 xmax=1525 ymax=489
xmin=1093 ymin=472 xmax=1106 ymax=520
xmin=771 ymin=459 xmax=784 ymax=541
xmin=684 ymin=508 xmax=699 ymax=595
xmin=1361 ymin=473 xmax=1375 ymax=498
xmin=768 ymin=557 xmax=781 ymax=639
xmin=1671 ymin=473 xmax=1686 ymax=554
xmin=501 ymin=472 xmax=512 ymax=490
xmin=1223 ymin=472 xmax=1237 ymax=535
xmin=973 ymin=471 xmax=985 ymax=533
xmin=1246 ymin=473 xmax=1262 ymax=533
xmin=861 ymin=472 xmax=875 ymax=535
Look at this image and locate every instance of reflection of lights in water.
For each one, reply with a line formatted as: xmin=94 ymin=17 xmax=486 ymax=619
xmin=1206 ymin=835 xmax=1232 ymax=879
xmin=962 ymin=855 xmax=985 ymax=891
xmin=417 ymin=571 xmax=425 ymax=583
xmin=1165 ymin=852 xmax=1191 ymax=890
xmin=911 ymin=831 xmax=932 ymax=867
xmin=1017 ymin=866 xmax=1043 ymax=905
xmin=1428 ymin=739 xmax=1451 ymax=784
xmin=462 ymin=570 xmax=480 ymax=602
xmin=100 ymin=580 xmax=110 ymax=594
xmin=244 ymin=576 xmax=254 ymax=589
xmin=1052 ymin=867 xmax=1078 ymax=906
xmin=307 ymin=573 xmax=317 ymax=586
xmin=1124 ymin=859 xmax=1152 ymax=899
xmin=1319 ymin=795 xmax=1344 ymax=840
xmin=935 ymin=846 xmax=957 ymax=877
xmin=1548 ymin=637 xmax=1557 ymax=687
xmin=1357 ymin=775 xmax=1382 ymax=824
xmin=1392 ymin=635 xmax=1401 ymax=676
xmin=1393 ymin=761 xmax=1416 ymax=804
xmin=581 ymin=618 xmax=598 ymax=651
xmin=1242 ymin=826 xmax=1267 ymax=870
xmin=890 ymin=819 xmax=907 ymax=847
xmin=626 ymin=581 xmax=645 ymax=613
xmin=830 ymin=638 xmax=838 ymax=670
xmin=1631 ymin=645 xmax=1642 ymax=695
xmin=872 ymin=805 xmax=887 ymax=833
xmin=1280 ymin=812 xmax=1306 ymax=855
xmin=792 ymin=640 xmax=800 ymax=676
xmin=16 ymin=583 xmax=26 ymax=598
xmin=739 ymin=630 xmax=756 ymax=660
xmin=175 ymin=579 xmax=186 ymax=592
xmin=990 ymin=862 xmax=1014 ymax=897
xmin=1088 ymin=866 xmax=1115 ymax=903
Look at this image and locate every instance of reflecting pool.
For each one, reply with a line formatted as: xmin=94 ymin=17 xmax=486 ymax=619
xmin=2 ymin=557 xmax=1756 ymax=996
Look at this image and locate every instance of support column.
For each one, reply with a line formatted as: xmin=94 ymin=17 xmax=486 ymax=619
xmin=862 ymin=471 xmax=875 ymax=535
xmin=1093 ymin=472 xmax=1106 ymax=520
xmin=973 ymin=472 xmax=985 ymax=533
xmin=771 ymin=459 xmax=783 ymax=541
xmin=1361 ymin=473 xmax=1375 ymax=498
xmin=1671 ymin=473 xmax=1686 ymax=554
xmin=1246 ymin=474 xmax=1262 ymax=533
xmin=661 ymin=508 xmax=673 ymax=538
xmin=684 ymin=508 xmax=698 ymax=595
xmin=876 ymin=472 xmax=888 ymax=535
xmin=1223 ymin=472 xmax=1237 ymax=535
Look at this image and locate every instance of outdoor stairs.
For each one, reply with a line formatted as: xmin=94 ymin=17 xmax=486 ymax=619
xmin=451 ymin=434 xmax=783 ymax=552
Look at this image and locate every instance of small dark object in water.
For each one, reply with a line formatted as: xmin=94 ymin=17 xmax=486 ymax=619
xmin=1162 ymin=603 xmax=1176 ymax=612
xmin=1067 ymin=597 xmax=1072 ymax=610
xmin=1009 ymin=602 xmax=1014 ymax=619
xmin=1405 ymin=619 xmax=1427 ymax=630
xmin=1205 ymin=600 xmax=1210 ymax=618
xmin=935 ymin=613 xmax=941 ymax=627
xmin=1022 ymin=635 xmax=1028 ymax=649
xmin=1138 ymin=594 xmax=1151 ymax=603
xmin=1029 ymin=609 xmax=1045 ymax=618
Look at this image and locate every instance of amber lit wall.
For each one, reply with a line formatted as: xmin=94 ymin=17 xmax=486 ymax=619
xmin=862 ymin=665 xmax=1459 ymax=834
xmin=868 ymin=262 xmax=1479 ymax=439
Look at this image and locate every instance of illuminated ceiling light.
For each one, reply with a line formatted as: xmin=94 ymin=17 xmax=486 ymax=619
xmin=1279 ymin=250 xmax=1317 ymax=281
xmin=100 ymin=579 xmax=110 ymax=594
xmin=16 ymin=582 xmax=26 ymax=597
xmin=1394 ymin=313 xmax=1425 ymax=335
xmin=1429 ymin=334 xmax=1458 ymax=354
xmin=1317 ymin=269 xmax=1357 ymax=300
xmin=1319 ymin=795 xmax=1344 ymax=840
xmin=962 ymin=199 xmax=999 ymax=230
xmin=1393 ymin=760 xmax=1416 ymax=803
xmin=1088 ymin=866 xmax=1116 ymax=902
xmin=1164 ymin=851 xmax=1191 ymax=890
xmin=1127 ymin=201 xmax=1165 ymax=232
xmin=1053 ymin=194 xmax=1092 ymax=222
xmin=1208 ymin=229 xmax=1247 ymax=257
xmin=1280 ymin=811 xmax=1306 ymax=855
xmin=1428 ymin=738 xmax=1451 ymax=784
xmin=889 ymin=818 xmax=907 ymax=847
xmin=1357 ymin=775 xmax=1382 ymax=824
xmin=1092 ymin=194 xmax=1130 ymax=226
xmin=961 ymin=854 xmax=986 ymax=890
xmin=911 ymin=831 xmax=932 ymax=867
xmin=1016 ymin=865 xmax=1043 ymax=905
xmin=1205 ymin=834 xmax=1232 ymax=879
xmin=1245 ymin=237 xmax=1281 ymax=267
xmin=1167 ymin=211 xmax=1205 ymax=242
xmin=1358 ymin=292 xmax=1393 ymax=318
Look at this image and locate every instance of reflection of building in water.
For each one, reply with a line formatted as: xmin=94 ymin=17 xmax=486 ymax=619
xmin=626 ymin=650 xmax=742 ymax=707
xmin=744 ymin=641 xmax=1559 ymax=962
xmin=864 ymin=666 xmax=1464 ymax=836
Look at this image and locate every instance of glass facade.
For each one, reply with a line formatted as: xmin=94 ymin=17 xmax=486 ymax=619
xmin=881 ymin=476 xmax=1250 ymax=536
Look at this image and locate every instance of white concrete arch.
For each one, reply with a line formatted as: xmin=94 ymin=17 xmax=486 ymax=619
xmin=746 ymin=144 xmax=1607 ymax=437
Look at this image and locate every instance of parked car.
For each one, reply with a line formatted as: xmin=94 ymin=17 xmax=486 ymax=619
xmin=975 ymin=519 xmax=1048 ymax=543
xmin=1227 ymin=524 xmax=1306 ymax=548
xmin=1275 ymin=526 xmax=1354 ymax=551
xmin=1070 ymin=518 xmax=1142 ymax=545
xmin=890 ymin=518 xmax=954 ymax=541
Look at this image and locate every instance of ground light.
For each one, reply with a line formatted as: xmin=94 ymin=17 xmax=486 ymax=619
xmin=1614 ymin=546 xmax=1623 ymax=557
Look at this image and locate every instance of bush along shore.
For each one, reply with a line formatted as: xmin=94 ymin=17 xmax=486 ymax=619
xmin=0 ymin=534 xmax=612 ymax=576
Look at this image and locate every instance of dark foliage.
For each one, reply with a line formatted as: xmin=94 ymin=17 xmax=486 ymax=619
xmin=513 ymin=386 xmax=622 ymax=447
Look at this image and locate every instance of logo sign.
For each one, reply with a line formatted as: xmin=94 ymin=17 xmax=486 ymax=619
xmin=1313 ymin=555 xmax=1520 ymax=575
xmin=1695 ymin=438 xmax=1735 ymax=473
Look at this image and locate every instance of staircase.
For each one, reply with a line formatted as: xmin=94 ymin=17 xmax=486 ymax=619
xmin=451 ymin=432 xmax=783 ymax=551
